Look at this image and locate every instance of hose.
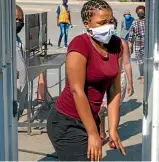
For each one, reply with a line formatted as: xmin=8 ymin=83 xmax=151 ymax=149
xmin=18 ymin=149 xmax=58 ymax=158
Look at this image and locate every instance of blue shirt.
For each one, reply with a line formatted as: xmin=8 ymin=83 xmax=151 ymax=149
xmin=16 ymin=35 xmax=22 ymax=44
xmin=56 ymin=4 xmax=69 ymax=15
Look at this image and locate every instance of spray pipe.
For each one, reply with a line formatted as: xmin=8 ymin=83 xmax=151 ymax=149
xmin=18 ymin=149 xmax=58 ymax=158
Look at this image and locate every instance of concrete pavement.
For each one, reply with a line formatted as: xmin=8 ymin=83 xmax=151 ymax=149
xmin=18 ymin=2 xmax=143 ymax=161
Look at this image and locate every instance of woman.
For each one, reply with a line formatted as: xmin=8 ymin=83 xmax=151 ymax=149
xmin=120 ymin=10 xmax=134 ymax=41
xmin=47 ymin=0 xmax=126 ymax=161
xmin=99 ymin=17 xmax=134 ymax=147
xmin=128 ymin=5 xmax=145 ymax=84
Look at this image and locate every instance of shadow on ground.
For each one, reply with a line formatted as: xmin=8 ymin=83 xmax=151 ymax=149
xmin=105 ymin=99 xmax=142 ymax=119
xmin=102 ymin=143 xmax=142 ymax=161
xmin=39 ymin=144 xmax=142 ymax=161
xmin=120 ymin=99 xmax=142 ymax=117
xmin=118 ymin=119 xmax=142 ymax=141
xmin=103 ymin=98 xmax=142 ymax=161
xmin=38 ymin=152 xmax=58 ymax=161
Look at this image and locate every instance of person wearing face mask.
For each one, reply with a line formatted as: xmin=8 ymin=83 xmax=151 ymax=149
xmin=99 ymin=17 xmax=134 ymax=148
xmin=47 ymin=0 xmax=126 ymax=161
xmin=128 ymin=5 xmax=145 ymax=84
xmin=16 ymin=5 xmax=27 ymax=119
xmin=120 ymin=10 xmax=134 ymax=41
xmin=56 ymin=0 xmax=72 ymax=48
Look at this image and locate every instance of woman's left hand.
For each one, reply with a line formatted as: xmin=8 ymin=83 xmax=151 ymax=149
xmin=127 ymin=84 xmax=134 ymax=97
xmin=109 ymin=129 xmax=126 ymax=156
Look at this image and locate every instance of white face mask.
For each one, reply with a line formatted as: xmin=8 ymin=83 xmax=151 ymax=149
xmin=88 ymin=24 xmax=115 ymax=44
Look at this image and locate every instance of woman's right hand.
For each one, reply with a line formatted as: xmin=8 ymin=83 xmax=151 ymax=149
xmin=109 ymin=129 xmax=126 ymax=155
xmin=87 ymin=133 xmax=102 ymax=161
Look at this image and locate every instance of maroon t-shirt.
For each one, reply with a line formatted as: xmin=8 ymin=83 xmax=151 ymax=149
xmin=55 ymin=34 xmax=122 ymax=119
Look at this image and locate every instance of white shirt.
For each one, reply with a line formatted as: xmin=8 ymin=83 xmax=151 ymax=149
xmin=16 ymin=39 xmax=27 ymax=91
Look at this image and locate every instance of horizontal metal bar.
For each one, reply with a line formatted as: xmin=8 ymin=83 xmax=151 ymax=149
xmin=18 ymin=122 xmax=46 ymax=127
xmin=18 ymin=149 xmax=57 ymax=158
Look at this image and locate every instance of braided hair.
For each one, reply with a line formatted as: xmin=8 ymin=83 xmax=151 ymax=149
xmin=81 ymin=0 xmax=112 ymax=22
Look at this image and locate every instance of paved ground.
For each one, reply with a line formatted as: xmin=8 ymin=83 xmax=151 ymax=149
xmin=17 ymin=1 xmax=144 ymax=161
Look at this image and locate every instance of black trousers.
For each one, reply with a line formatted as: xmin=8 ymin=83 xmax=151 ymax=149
xmin=47 ymin=107 xmax=100 ymax=161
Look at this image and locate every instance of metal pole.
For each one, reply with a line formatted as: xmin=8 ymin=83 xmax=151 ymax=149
xmin=143 ymin=0 xmax=159 ymax=161
xmin=27 ymin=82 xmax=32 ymax=134
xmin=59 ymin=67 xmax=62 ymax=95
xmin=151 ymin=0 xmax=159 ymax=161
xmin=0 ymin=0 xmax=5 ymax=159
xmin=142 ymin=0 xmax=154 ymax=161
xmin=0 ymin=0 xmax=18 ymax=160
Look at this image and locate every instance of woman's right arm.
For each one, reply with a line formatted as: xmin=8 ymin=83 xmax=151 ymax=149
xmin=66 ymin=51 xmax=102 ymax=161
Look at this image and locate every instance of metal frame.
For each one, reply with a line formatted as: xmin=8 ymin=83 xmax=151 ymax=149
xmin=0 ymin=0 xmax=18 ymax=160
xmin=151 ymin=0 xmax=159 ymax=161
xmin=142 ymin=0 xmax=154 ymax=160
xmin=18 ymin=54 xmax=65 ymax=134
xmin=142 ymin=0 xmax=159 ymax=161
xmin=18 ymin=12 xmax=66 ymax=134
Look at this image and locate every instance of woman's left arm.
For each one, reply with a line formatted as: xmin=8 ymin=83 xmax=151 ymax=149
xmin=107 ymin=56 xmax=126 ymax=155
xmin=122 ymin=39 xmax=134 ymax=96
xmin=107 ymin=56 xmax=122 ymax=133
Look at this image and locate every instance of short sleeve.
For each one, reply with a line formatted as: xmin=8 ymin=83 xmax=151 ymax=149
xmin=56 ymin=6 xmax=60 ymax=14
xmin=67 ymin=35 xmax=89 ymax=59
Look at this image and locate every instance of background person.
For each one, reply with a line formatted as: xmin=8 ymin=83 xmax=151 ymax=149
xmin=128 ymin=5 xmax=145 ymax=84
xmin=56 ymin=0 xmax=72 ymax=48
xmin=16 ymin=5 xmax=28 ymax=119
xmin=120 ymin=10 xmax=134 ymax=41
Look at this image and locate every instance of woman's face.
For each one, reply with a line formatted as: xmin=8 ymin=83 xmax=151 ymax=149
xmin=84 ymin=8 xmax=113 ymax=29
